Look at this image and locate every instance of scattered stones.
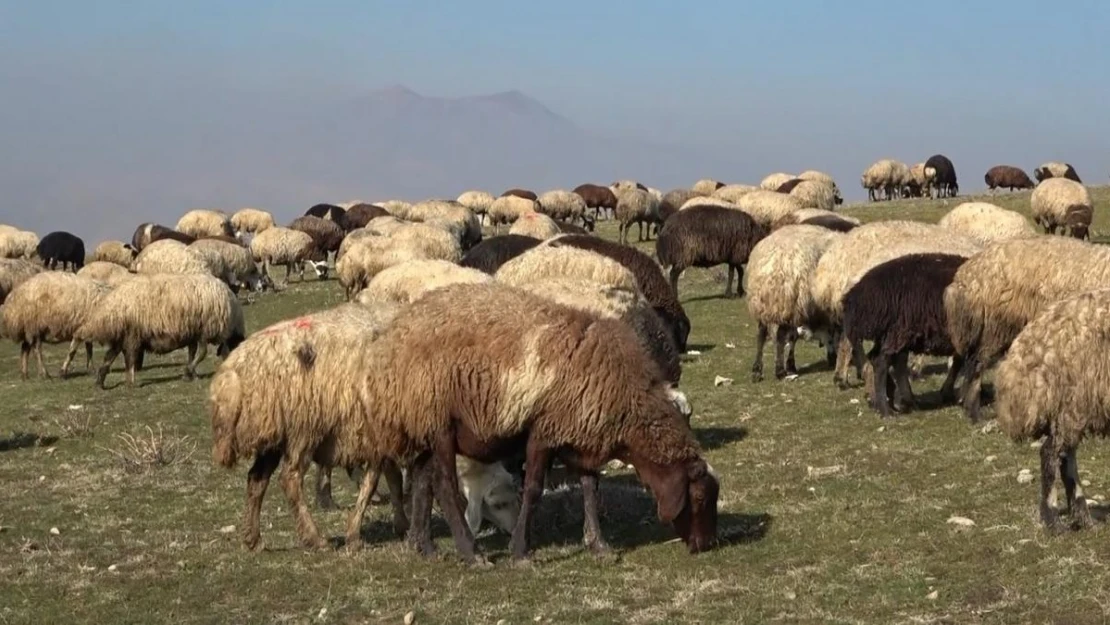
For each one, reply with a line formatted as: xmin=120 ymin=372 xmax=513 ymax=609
xmin=218 ymin=525 xmax=236 ymax=534
xmin=713 ymin=375 xmax=733 ymax=387
xmin=404 ymin=611 xmax=416 ymax=625
xmin=979 ymin=421 xmax=998 ymax=435
xmin=946 ymin=516 xmax=975 ymax=527
xmin=724 ymin=342 xmax=736 ymax=349
xmin=108 ymin=564 xmax=118 ymax=572
xmin=926 ymin=590 xmax=939 ymax=600
xmin=985 ymin=455 xmax=997 ymax=464
xmin=849 ymin=398 xmax=860 ymax=405
xmin=49 ymin=527 xmax=60 ymax=536
xmin=686 ymin=350 xmax=702 ymax=356
xmin=806 ymin=465 xmax=844 ymax=478
xmin=1082 ymin=480 xmax=1091 ymax=487
xmin=1017 ymin=469 xmax=1034 ymax=485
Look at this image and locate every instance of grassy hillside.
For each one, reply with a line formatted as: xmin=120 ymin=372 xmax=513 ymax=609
xmin=2 ymin=188 xmax=1109 ymax=625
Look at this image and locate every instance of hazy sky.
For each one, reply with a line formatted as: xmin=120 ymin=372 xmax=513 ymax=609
xmin=1 ymin=1 xmax=1107 ymax=244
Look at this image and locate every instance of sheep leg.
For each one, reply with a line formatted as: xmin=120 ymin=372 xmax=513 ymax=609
xmin=833 ymin=335 xmax=854 ymax=389
xmin=243 ymin=449 xmax=281 ymax=551
xmin=668 ymin=266 xmax=682 ymax=301
xmin=19 ymin=342 xmax=30 ymax=381
xmin=890 ymin=351 xmax=916 ymax=412
xmin=315 ymin=465 xmax=338 ymax=510
xmin=34 ymin=341 xmax=51 ymax=379
xmin=751 ymin=322 xmax=768 ymax=382
xmin=872 ymin=351 xmax=893 ymax=419
xmin=184 ymin=342 xmax=207 ymax=380
xmin=278 ymin=452 xmax=328 ymax=549
xmin=637 ymin=221 xmax=645 ymax=242
xmin=404 ymin=454 xmax=437 ymax=557
xmin=384 ymin=461 xmax=409 ymax=536
xmin=509 ymin=440 xmax=552 ymax=562
xmin=344 ymin=462 xmax=383 ymax=550
xmin=1061 ymin=447 xmax=1092 ymax=528
xmin=961 ymin=355 xmax=985 ymax=423
xmin=84 ymin=341 xmax=93 ymax=372
xmin=579 ymin=471 xmax=611 ymax=556
xmin=785 ymin=328 xmax=798 ymax=375
xmin=1039 ymin=439 xmax=1062 ymax=531
xmin=95 ymin=345 xmax=122 ymax=390
xmin=429 ymin=434 xmax=483 ymax=565
xmin=773 ymin=325 xmax=792 ymax=379
xmin=60 ymin=338 xmax=80 ymax=378
xmin=939 ymin=355 xmax=964 ymax=404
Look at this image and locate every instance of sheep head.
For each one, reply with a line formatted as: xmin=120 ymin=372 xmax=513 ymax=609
xmin=631 ymin=446 xmax=719 ymax=554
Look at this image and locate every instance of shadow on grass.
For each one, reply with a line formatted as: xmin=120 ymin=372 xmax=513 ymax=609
xmin=694 ymin=426 xmax=748 ymax=450
xmin=0 ymin=431 xmax=59 ymax=452
xmin=681 ymin=293 xmax=741 ymax=304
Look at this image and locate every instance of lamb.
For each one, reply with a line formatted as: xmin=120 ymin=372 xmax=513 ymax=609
xmin=356 ymin=259 xmax=492 ymax=306
xmin=249 ymin=227 xmax=327 ymax=284
xmin=545 ymin=234 xmax=692 ymax=352
xmin=656 ymin=204 xmax=768 ymax=299
xmin=456 ymin=191 xmax=496 ymax=225
xmin=343 ymin=204 xmax=390 ymax=231
xmin=994 ymin=289 xmax=1110 ymax=530
xmin=1030 ymin=178 xmax=1094 ymax=239
xmin=365 ymin=283 xmax=719 ymax=561
xmin=984 ymin=165 xmax=1035 ymax=192
xmin=760 ymin=173 xmax=795 ymax=191
xmin=405 ymin=200 xmax=482 ymax=250
xmin=189 ymin=238 xmax=263 ymax=292
xmin=842 ymin=254 xmax=969 ymax=418
xmin=458 ymin=234 xmax=541 ymax=274
xmin=924 ymin=154 xmax=958 ymax=198
xmin=785 ymin=179 xmax=842 ymax=210
xmin=712 ymin=184 xmax=759 ymax=205
xmin=131 ymin=223 xmax=195 ymax=251
xmin=508 ymin=211 xmax=562 ymax=240
xmin=487 ymin=195 xmax=538 ymax=232
xmin=176 ymin=209 xmax=234 ymax=239
xmin=691 ymin=179 xmax=725 ymax=195
xmin=36 ymin=231 xmax=86 ymax=272
xmin=745 ymin=225 xmax=843 ymax=382
xmin=93 ymin=240 xmax=138 ymax=268
xmin=289 ymin=215 xmax=345 ymax=260
xmin=1034 ymin=162 xmax=1082 ymax=184
xmin=0 ymin=259 xmax=45 ymax=304
xmin=230 ymin=208 xmax=275 ymax=237
xmin=305 ymin=203 xmax=348 ymax=230
xmin=0 ymin=230 xmax=39 ymax=260
xmin=537 ymin=190 xmax=590 ymax=227
xmin=614 ymin=188 xmax=660 ymax=244
xmin=944 ymin=236 xmax=1110 ymax=422
xmin=133 ymin=240 xmax=215 ymax=277
xmin=772 ymin=209 xmax=859 ymax=233
xmin=78 ymin=272 xmax=245 ymax=389
xmin=1 ymin=272 xmax=112 ymax=379
xmin=573 ymin=184 xmax=619 ymax=221
xmin=937 ymin=202 xmax=1037 ymax=245
xmin=77 ymin=261 xmax=133 ymax=285
xmin=736 ymin=190 xmax=805 ymax=229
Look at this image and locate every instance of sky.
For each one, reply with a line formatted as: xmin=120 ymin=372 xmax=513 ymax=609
xmin=1 ymin=1 xmax=1107 ymax=244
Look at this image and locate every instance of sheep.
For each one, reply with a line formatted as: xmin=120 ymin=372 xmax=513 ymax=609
xmin=177 ymin=209 xmax=234 ymax=239
xmin=336 ymin=224 xmax=462 ymax=301
xmin=189 ymin=238 xmax=263 ymax=292
xmin=0 ymin=224 xmax=16 ymax=234
xmin=500 ymin=188 xmax=538 ymax=201
xmin=679 ymin=196 xmax=739 ymax=211
xmin=773 ymin=179 xmax=804 ymax=193
xmin=537 ymin=190 xmax=590 ymax=227
xmin=405 ymin=200 xmax=482 ymax=250
xmin=93 ymin=240 xmax=138 ymax=268
xmin=0 ymin=259 xmax=45 ymax=304
xmin=983 ymin=165 xmax=1035 ymax=192
xmin=305 ymin=203 xmax=348 ymax=229
xmin=614 ymin=188 xmax=659 ymax=244
xmin=131 ymin=223 xmax=195 ymax=252
xmin=944 ymin=236 xmax=1110 ymax=423
xmin=745 ymin=225 xmax=843 ymax=382
xmin=938 ymin=202 xmax=1038 ymax=245
xmin=249 ymin=227 xmax=327 ymax=284
xmin=456 ymin=190 xmax=496 ymax=225
xmin=458 ymin=234 xmax=542 ymax=274
xmin=771 ymin=209 xmax=860 ymax=233
xmin=553 ymin=219 xmax=592 ymax=234
xmin=785 ymin=179 xmax=841 ymax=210
xmin=760 ymin=173 xmax=795 ymax=191
xmin=363 ymin=283 xmax=719 ymax=561
xmin=487 ymin=195 xmax=538 ymax=232
xmin=712 ymin=184 xmax=759 ymax=205
xmin=545 ymin=234 xmax=692 ymax=352
xmin=78 ymin=273 xmax=245 ymax=389
xmin=659 ymin=188 xmax=701 ymax=226
xmin=77 ymin=261 xmax=133 ymax=286
xmin=495 ymin=245 xmax=638 ymax=293
xmin=1 ymin=272 xmax=112 ymax=379
xmin=343 ymin=204 xmax=390 ymax=231
xmin=573 ymin=184 xmax=619 ymax=221
xmin=508 ymin=211 xmax=562 ymax=240
xmin=860 ymin=159 xmax=911 ymax=201
xmin=133 ymin=239 xmax=214 ymax=277
xmin=842 ymin=254 xmax=969 ymax=418
xmin=924 ymin=154 xmax=958 ymax=198
xmin=289 ymin=215 xmax=345 ymax=260
xmin=610 ymin=180 xmax=647 ymax=194
xmin=1034 ymin=162 xmax=1082 ymax=184
xmin=797 ymin=170 xmax=838 ymax=191
xmin=691 ymin=179 xmax=725 ymax=195
xmin=736 ymin=190 xmax=805 ymax=229
xmin=356 ymin=259 xmax=492 ymax=306
xmin=994 ymin=289 xmax=1110 ymax=531
xmin=230 ymin=208 xmax=275 ymax=237
xmin=1030 ymin=178 xmax=1093 ymax=239
xmin=377 ymin=200 xmax=413 ymax=219
xmin=907 ymin=163 xmax=937 ymax=198
xmin=0 ymin=230 xmax=40 ymax=260
xmin=36 ymin=231 xmax=86 ymax=272
xmin=656 ymin=204 xmax=768 ymax=299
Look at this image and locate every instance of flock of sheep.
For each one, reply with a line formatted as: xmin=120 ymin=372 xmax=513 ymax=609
xmin=0 ymin=157 xmax=1103 ymax=565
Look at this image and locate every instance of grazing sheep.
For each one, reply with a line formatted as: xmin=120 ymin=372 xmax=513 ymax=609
xmin=938 ymin=202 xmax=1037 ymax=245
xmin=343 ymin=204 xmax=390 ymax=231
xmin=336 ymin=224 xmax=462 ymax=300
xmin=305 ymin=203 xmax=348 ymax=229
xmin=656 ymin=205 xmax=767 ymax=299
xmin=495 ymin=245 xmax=638 ymax=293
xmin=659 ymin=188 xmax=701 ymax=226
xmin=487 ymin=195 xmax=538 ymax=232
xmin=1034 ymin=162 xmax=1082 ymax=184
xmin=230 ymin=208 xmax=275 ymax=237
xmin=1030 ymin=178 xmax=1093 ymax=239
xmin=944 ymin=236 xmax=1110 ymax=422
xmin=93 ymin=240 xmax=138 ymax=268
xmin=712 ymin=184 xmax=759 ymax=205
xmin=363 ymin=215 xmax=409 ymax=237
xmin=760 ymin=173 xmax=795 ymax=191
xmin=573 ymin=184 xmax=619 ymax=221
xmin=78 ymin=273 xmax=245 ymax=388
xmin=249 ymin=227 xmax=327 ymax=284
xmin=189 ymin=238 xmax=263 ymax=292
xmin=357 ymin=259 xmax=492 ymax=306
xmin=77 ymin=261 xmax=133 ymax=285
xmin=289 ymin=215 xmax=345 ymax=260
xmin=545 ymin=234 xmax=691 ymax=352
xmin=0 ymin=224 xmax=16 ymax=234
xmin=177 ymin=209 xmax=234 ymax=239
xmin=797 ymin=170 xmax=838 ymax=191
xmin=773 ymin=179 xmax=805 ymax=193
xmin=0 ymin=259 xmax=45 ymax=304
xmin=377 ymin=200 xmax=413 ymax=219
xmin=367 ymin=283 xmax=720 ymax=561
xmin=736 ymin=190 xmax=805 ymax=229
xmin=994 ymin=289 xmax=1110 ymax=530
xmin=133 ymin=240 xmax=214 ymax=277
xmin=537 ymin=190 xmax=589 ymax=227
xmin=36 ymin=231 xmax=86 ymax=271
xmin=861 ymin=159 xmax=910 ymax=201
xmin=613 ymin=188 xmax=660 ymax=244
xmin=406 ymin=200 xmax=482 ymax=250
xmin=679 ymin=196 xmax=739 ymax=211
xmin=131 ymin=223 xmax=195 ymax=252
xmin=691 ymin=179 xmax=725 ymax=195
xmin=1 ymin=272 xmax=112 ymax=379
xmin=508 ymin=211 xmax=561 ymax=240
xmin=924 ymin=154 xmax=958 ymax=198
xmin=907 ymin=163 xmax=937 ymax=198
xmin=456 ymin=190 xmax=496 ymax=225
xmin=984 ymin=165 xmax=1035 ymax=192
xmin=553 ymin=219 xmax=591 ymax=234
xmin=458 ymin=234 xmax=541 ymax=274
xmin=786 ymin=179 xmax=841 ymax=210
xmin=500 ymin=188 xmax=538 ymax=201
xmin=0 ymin=229 xmax=39 ymax=260
xmin=610 ymin=180 xmax=648 ymax=194
xmin=772 ymin=209 xmax=859 ymax=233
xmin=745 ymin=225 xmax=842 ymax=382
xmin=842 ymin=254 xmax=968 ymax=418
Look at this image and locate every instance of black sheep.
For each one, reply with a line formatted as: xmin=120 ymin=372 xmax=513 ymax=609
xmin=655 ymin=205 xmax=767 ymax=300
xmin=459 ymin=234 xmax=541 ymax=274
xmin=289 ymin=215 xmax=344 ymax=258
xmin=799 ymin=214 xmax=858 ymax=233
xmin=842 ymin=253 xmax=967 ymax=419
xmin=924 ymin=154 xmax=959 ymax=198
xmin=547 ymin=233 xmax=692 ymax=352
xmin=36 ymin=231 xmax=86 ymax=272
xmin=305 ymin=203 xmax=348 ymax=230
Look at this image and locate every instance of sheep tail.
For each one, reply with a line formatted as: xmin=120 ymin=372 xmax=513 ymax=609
xmin=209 ymin=368 xmax=243 ymax=468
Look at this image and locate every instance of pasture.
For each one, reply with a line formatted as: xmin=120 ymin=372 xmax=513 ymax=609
xmin=3 ymin=188 xmax=1110 ymax=625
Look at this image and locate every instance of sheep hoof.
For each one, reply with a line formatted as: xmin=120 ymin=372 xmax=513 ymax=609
xmin=750 ymin=371 xmax=763 ymax=383
xmin=183 ymin=370 xmax=196 ymax=382
xmin=315 ymin=494 xmax=338 ymax=511
xmin=774 ymin=369 xmax=788 ymax=380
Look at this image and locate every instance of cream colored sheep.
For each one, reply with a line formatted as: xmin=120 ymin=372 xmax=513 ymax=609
xmin=189 ymin=238 xmax=263 ymax=291
xmin=77 ymin=261 xmax=133 ymax=286
xmin=406 ymin=200 xmax=481 ymax=249
xmin=797 ymin=170 xmax=837 ymax=190
xmin=133 ymin=239 xmax=214 ymax=277
xmin=787 ymin=180 xmax=840 ymax=211
xmin=336 ymin=237 xmax=427 ymax=300
xmin=508 ymin=211 xmax=562 ymax=240
xmin=909 ymin=163 xmax=937 ymax=198
xmin=249 ymin=227 xmax=326 ymax=284
xmin=691 ymin=179 xmax=724 ymax=195
xmin=495 ymin=245 xmax=639 ymax=292
xmin=537 ymin=190 xmax=588 ymax=225
xmin=356 ymin=259 xmax=491 ymax=306
xmin=0 ymin=230 xmax=39 ymax=260
xmin=230 ymin=208 xmax=275 ymax=236
xmin=736 ymin=190 xmax=805 ymax=228
xmin=1034 ymin=162 xmax=1081 ymax=183
xmin=92 ymin=240 xmax=137 ymax=268
xmin=614 ymin=188 xmax=661 ymax=244
xmin=679 ymin=196 xmax=740 ymax=211
xmin=377 ymin=200 xmax=413 ymax=219
xmin=487 ymin=195 xmax=537 ymax=232
xmin=759 ymin=173 xmax=794 ymax=191
xmin=938 ymin=202 xmax=1038 ymax=245
xmin=1030 ymin=178 xmax=1094 ymax=239
xmin=177 ymin=209 xmax=233 ymax=239
xmin=0 ymin=259 xmax=45 ymax=304
xmin=861 ymin=159 xmax=898 ymax=201
xmin=712 ymin=184 xmax=759 ymax=204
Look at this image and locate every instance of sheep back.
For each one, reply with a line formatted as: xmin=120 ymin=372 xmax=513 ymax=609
xmin=2 ymin=272 xmax=112 ymax=345
xmin=177 ymin=210 xmax=234 ymax=239
xmin=745 ymin=225 xmax=841 ymax=329
xmin=357 ymin=259 xmax=492 ymax=306
xmin=938 ymin=202 xmax=1037 ymax=245
xmin=459 ymin=235 xmax=541 ymax=274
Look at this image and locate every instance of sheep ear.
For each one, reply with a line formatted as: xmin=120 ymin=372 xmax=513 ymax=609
xmin=652 ymin=465 xmax=689 ymax=524
xmin=465 ymin=493 xmax=484 ymax=534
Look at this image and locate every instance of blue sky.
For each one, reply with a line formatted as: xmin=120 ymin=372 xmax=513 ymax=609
xmin=1 ymin=1 xmax=1107 ymax=242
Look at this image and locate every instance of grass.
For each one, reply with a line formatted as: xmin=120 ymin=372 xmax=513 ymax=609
xmin=2 ymin=187 xmax=1110 ymax=625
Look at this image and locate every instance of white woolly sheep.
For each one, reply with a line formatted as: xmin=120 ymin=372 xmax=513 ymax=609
xmin=787 ymin=179 xmax=840 ymax=210
xmin=861 ymin=159 xmax=906 ymax=201
xmin=1030 ymin=177 xmax=1094 ymax=239
xmin=537 ymin=190 xmax=589 ymax=226
xmin=335 ymin=236 xmax=433 ymax=300
xmin=797 ymin=170 xmax=838 ymax=190
xmin=0 ymin=230 xmax=39 ymax=260
xmin=77 ymin=261 xmax=133 ymax=286
xmin=456 ymin=190 xmax=496 ymax=223
xmin=0 ymin=259 xmax=45 ymax=304
xmin=1 ymin=272 xmax=112 ymax=379
xmin=736 ymin=190 xmax=805 ymax=228
xmin=938 ymin=202 xmax=1038 ymax=245
xmin=496 ymin=244 xmax=638 ymax=292
xmin=376 ymin=200 xmax=413 ymax=219
xmin=487 ymin=195 xmax=538 ymax=232
xmin=133 ymin=239 xmax=214 ymax=277
xmin=508 ymin=211 xmax=562 ymax=240
xmin=615 ymin=188 xmax=660 ymax=244
xmin=691 ymin=179 xmax=725 ymax=195
xmin=909 ymin=163 xmax=937 ymax=198
xmin=356 ymin=259 xmax=492 ymax=306
xmin=93 ymin=240 xmax=137 ymax=268
xmin=249 ymin=227 xmax=327 ymax=284
xmin=189 ymin=238 xmax=263 ymax=292
xmin=230 ymin=208 xmax=275 ymax=237
xmin=177 ymin=209 xmax=234 ymax=239
xmin=679 ymin=196 xmax=740 ymax=211
xmin=405 ymin=200 xmax=482 ymax=250
xmin=759 ymin=173 xmax=794 ymax=191
xmin=712 ymin=184 xmax=759 ymax=204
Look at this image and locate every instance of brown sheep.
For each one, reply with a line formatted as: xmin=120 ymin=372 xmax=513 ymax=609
xmin=573 ymin=183 xmax=619 ymax=221
xmin=500 ymin=188 xmax=538 ymax=201
xmin=342 ymin=204 xmax=389 ymax=231
xmin=656 ymin=205 xmax=768 ymax=299
xmin=289 ymin=215 xmax=345 ymax=259
xmin=984 ymin=165 xmax=1035 ymax=192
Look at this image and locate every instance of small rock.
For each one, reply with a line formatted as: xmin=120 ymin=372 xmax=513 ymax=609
xmin=78 ymin=564 xmax=96 ymax=572
xmin=784 ymin=590 xmax=797 ymax=600
xmin=806 ymin=465 xmax=844 ymax=478
xmin=926 ymin=590 xmax=938 ymax=600
xmin=1030 ymin=440 xmax=1043 ymax=449
xmin=49 ymin=527 xmax=60 ymax=536
xmin=877 ymin=426 xmax=885 ymax=433
xmin=218 ymin=525 xmax=236 ymax=534
xmin=985 ymin=455 xmax=997 ymax=464
xmin=607 ymin=459 xmax=626 ymax=470
xmin=68 ymin=404 xmax=84 ymax=411
xmin=1017 ymin=469 xmax=1034 ymax=485
xmin=848 ymin=398 xmax=860 ymax=405
xmin=38 ymin=475 xmax=45 ymax=482
xmin=45 ymin=447 xmax=56 ymax=455
xmin=685 ymin=350 xmax=702 ymax=356
xmin=724 ymin=343 xmax=736 ymax=349
xmin=979 ymin=421 xmax=998 ymax=435
xmin=946 ymin=516 xmax=975 ymax=527
xmin=807 ymin=487 xmax=816 ymax=493
xmin=496 ymin=620 xmax=506 ymax=625
xmin=1082 ymin=480 xmax=1091 ymax=487
xmin=713 ymin=375 xmax=733 ymax=387
xmin=534 ymin=617 xmax=543 ymax=623
xmin=108 ymin=564 xmax=118 ymax=572
xmin=784 ymin=374 xmax=799 ymax=381
xmin=404 ymin=612 xmax=416 ymax=625
xmin=317 ymin=607 xmax=327 ymax=621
